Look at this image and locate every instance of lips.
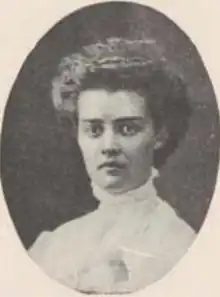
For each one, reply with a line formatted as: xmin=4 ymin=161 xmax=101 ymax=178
xmin=98 ymin=161 xmax=126 ymax=170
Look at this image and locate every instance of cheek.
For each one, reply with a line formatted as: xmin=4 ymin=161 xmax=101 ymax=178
xmin=128 ymin=142 xmax=152 ymax=160
xmin=122 ymin=133 xmax=155 ymax=162
xmin=77 ymin=135 xmax=99 ymax=165
xmin=124 ymin=128 xmax=155 ymax=150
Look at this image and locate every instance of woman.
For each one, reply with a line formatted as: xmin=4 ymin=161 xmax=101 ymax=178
xmin=29 ymin=38 xmax=196 ymax=294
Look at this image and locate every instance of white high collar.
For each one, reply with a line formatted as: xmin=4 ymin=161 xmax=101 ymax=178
xmin=91 ymin=168 xmax=159 ymax=208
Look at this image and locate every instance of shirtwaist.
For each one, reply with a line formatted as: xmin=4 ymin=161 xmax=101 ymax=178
xmin=29 ymin=170 xmax=196 ymax=294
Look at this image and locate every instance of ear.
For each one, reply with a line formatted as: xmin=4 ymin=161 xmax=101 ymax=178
xmin=154 ymin=127 xmax=168 ymax=150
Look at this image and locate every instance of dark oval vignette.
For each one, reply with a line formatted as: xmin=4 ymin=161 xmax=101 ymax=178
xmin=0 ymin=1 xmax=219 ymax=253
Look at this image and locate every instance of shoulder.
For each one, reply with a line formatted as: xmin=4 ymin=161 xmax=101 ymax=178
xmin=152 ymin=199 xmax=196 ymax=260
xmin=137 ymin=199 xmax=197 ymax=281
xmin=28 ymin=211 xmax=97 ymax=275
xmin=159 ymin=200 xmax=195 ymax=240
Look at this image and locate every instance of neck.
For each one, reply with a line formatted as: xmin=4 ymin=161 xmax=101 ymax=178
xmin=91 ymin=168 xmax=159 ymax=207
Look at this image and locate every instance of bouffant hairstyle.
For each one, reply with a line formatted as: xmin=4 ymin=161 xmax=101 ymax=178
xmin=51 ymin=38 xmax=192 ymax=168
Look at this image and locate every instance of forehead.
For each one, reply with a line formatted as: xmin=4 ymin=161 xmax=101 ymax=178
xmin=77 ymin=89 xmax=147 ymax=119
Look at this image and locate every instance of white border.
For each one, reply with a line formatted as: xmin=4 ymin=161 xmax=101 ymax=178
xmin=0 ymin=1 xmax=219 ymax=296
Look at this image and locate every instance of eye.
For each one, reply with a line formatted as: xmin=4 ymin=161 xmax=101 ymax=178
xmin=117 ymin=122 xmax=142 ymax=136
xmin=83 ymin=123 xmax=104 ymax=138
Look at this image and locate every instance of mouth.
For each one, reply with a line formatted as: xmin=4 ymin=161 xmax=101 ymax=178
xmin=98 ymin=161 xmax=126 ymax=170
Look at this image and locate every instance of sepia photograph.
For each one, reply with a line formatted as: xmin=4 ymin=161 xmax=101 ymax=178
xmin=0 ymin=1 xmax=219 ymax=295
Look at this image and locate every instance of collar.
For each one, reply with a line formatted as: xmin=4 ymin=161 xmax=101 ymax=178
xmin=91 ymin=168 xmax=159 ymax=209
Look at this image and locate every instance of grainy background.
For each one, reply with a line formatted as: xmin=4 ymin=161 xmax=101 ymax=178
xmin=1 ymin=2 xmax=219 ymax=249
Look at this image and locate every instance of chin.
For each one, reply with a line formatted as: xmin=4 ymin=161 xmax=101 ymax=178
xmin=99 ymin=178 xmax=125 ymax=193
xmin=103 ymin=182 xmax=132 ymax=195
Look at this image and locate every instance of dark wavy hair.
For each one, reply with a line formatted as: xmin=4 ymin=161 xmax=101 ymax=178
xmin=51 ymin=38 xmax=192 ymax=168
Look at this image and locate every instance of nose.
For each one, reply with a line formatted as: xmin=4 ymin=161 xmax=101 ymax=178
xmin=101 ymin=128 xmax=121 ymax=156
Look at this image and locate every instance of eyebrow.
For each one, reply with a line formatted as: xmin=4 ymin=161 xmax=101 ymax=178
xmin=114 ymin=117 xmax=145 ymax=123
xmin=79 ymin=116 xmax=145 ymax=123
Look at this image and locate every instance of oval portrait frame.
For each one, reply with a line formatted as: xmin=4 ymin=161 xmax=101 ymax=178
xmin=0 ymin=3 xmax=217 ymax=296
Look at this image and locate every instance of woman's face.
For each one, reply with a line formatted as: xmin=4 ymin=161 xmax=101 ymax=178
xmin=77 ymin=89 xmax=156 ymax=194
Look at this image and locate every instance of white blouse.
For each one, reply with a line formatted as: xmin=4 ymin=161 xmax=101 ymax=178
xmin=29 ymin=170 xmax=196 ymax=294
